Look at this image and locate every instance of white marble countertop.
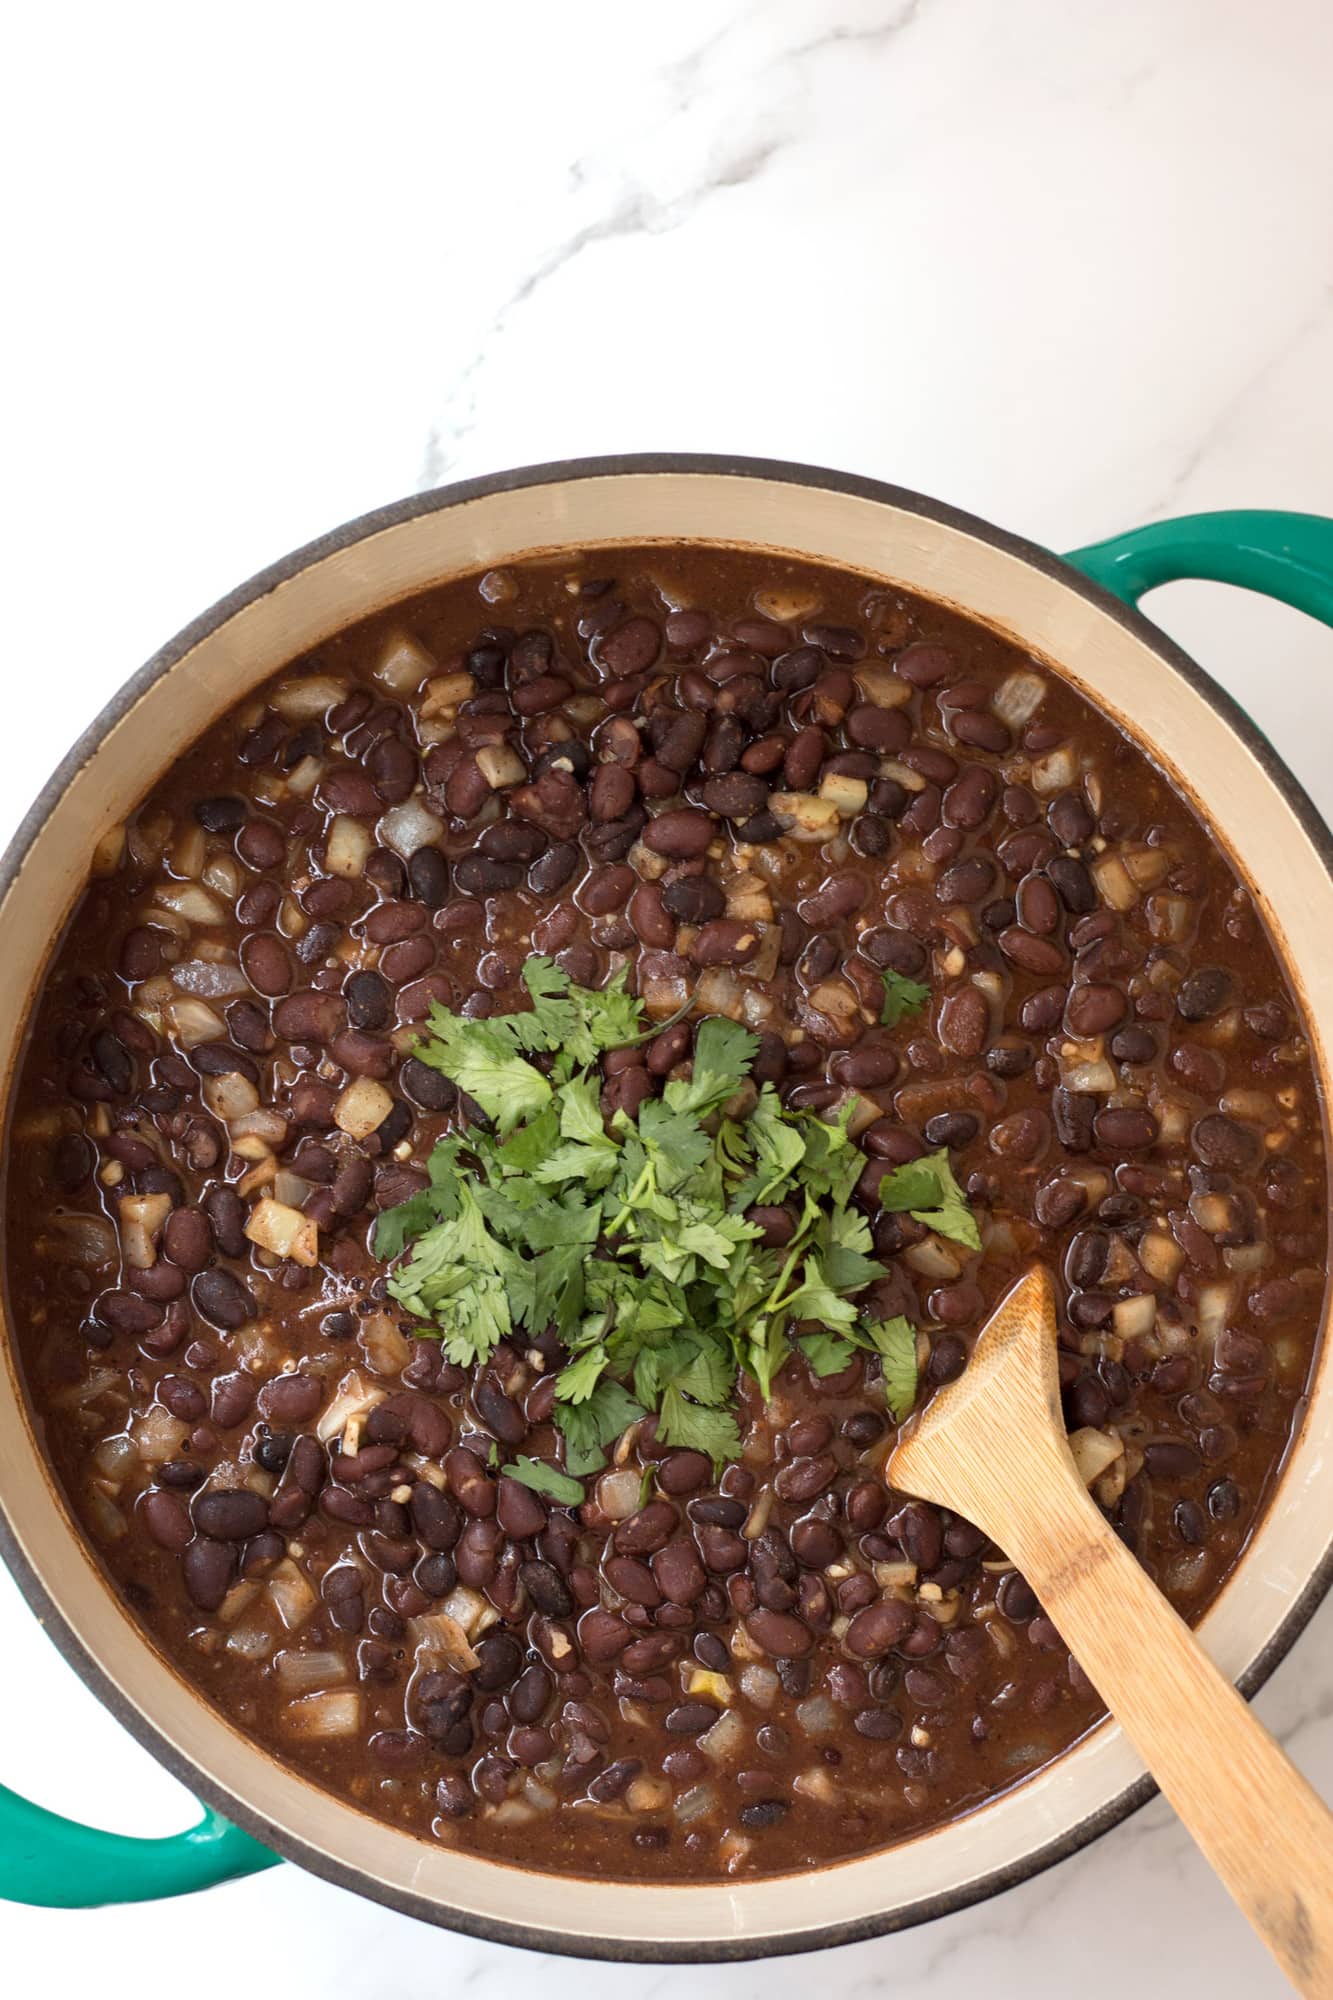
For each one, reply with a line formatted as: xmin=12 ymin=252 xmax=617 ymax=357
xmin=3 ymin=1 xmax=1331 ymax=1992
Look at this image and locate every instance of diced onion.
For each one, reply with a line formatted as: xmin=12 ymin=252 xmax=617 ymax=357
xmin=700 ymin=1712 xmax=740 ymax=1760
xmin=1060 ymin=1059 xmax=1116 ymax=1095
xmin=1029 ymin=745 xmax=1078 ymax=794
xmin=1223 ymin=1243 xmax=1270 ymax=1274
xmin=794 ymin=1696 xmax=837 ymax=1736
xmin=132 ymin=1405 xmax=188 ymax=1463
xmin=324 ymin=816 xmax=373 ymax=880
xmin=476 ymin=743 xmax=527 ymax=789
xmin=767 ymin=791 xmax=841 ymax=841
xmin=903 ymin=1236 xmax=963 ymax=1282
xmin=244 ymin=1196 xmax=318 ymax=1267
xmin=1068 ymin=1427 xmax=1125 ymax=1485
xmin=335 ymin=1077 xmax=394 ymax=1140
xmin=1197 ymin=1282 xmax=1235 ymax=1343
xmin=596 ymin=1468 xmax=642 ymax=1521
xmin=993 ymin=669 xmax=1047 ymax=729
xmin=377 ymin=799 xmax=446 ymax=860
xmin=171 ymin=959 xmax=250 ymax=998
xmin=203 ymin=1072 xmax=260 ymax=1122
xmin=268 ymin=1559 xmax=318 ymax=1631
xmin=672 ymin=1783 xmax=718 ymax=1823
xmin=117 ymin=1191 xmax=173 ymax=1269
xmin=358 ymin=1312 xmax=410 ymax=1377
xmin=738 ymin=1666 xmax=779 ymax=1708
xmin=1112 ymin=1293 xmax=1157 ymax=1340
xmin=272 ymin=673 xmax=348 ymax=721
xmin=92 ymin=1433 xmax=138 ymax=1481
xmin=272 ymin=1169 xmax=313 ymax=1209
xmin=85 ymin=1489 xmax=128 ymax=1542
xmin=375 ymin=633 xmax=435 ymax=694
xmin=281 ymin=1689 xmax=361 ymax=1738
xmin=625 ymin=1775 xmax=671 ymax=1813
xmin=166 ymin=995 xmax=227 ymax=1047
xmin=316 ymin=1370 xmax=385 ymax=1442
xmin=1090 ymin=854 xmax=1138 ymax=911
xmin=155 ymin=881 xmax=227 ymax=926
xmin=275 ymin=1648 xmax=349 ymax=1693
xmin=852 ymin=665 xmax=912 ymax=710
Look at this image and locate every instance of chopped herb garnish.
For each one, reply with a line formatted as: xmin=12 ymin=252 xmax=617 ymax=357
xmin=504 ymin=1455 xmax=586 ymax=1505
xmin=880 ymin=969 xmax=931 ymax=1028
xmin=375 ymin=958 xmax=980 ymax=1482
xmin=879 ymin=1148 xmax=983 ymax=1252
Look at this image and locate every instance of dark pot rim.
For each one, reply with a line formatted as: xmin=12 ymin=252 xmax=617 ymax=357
xmin=2 ymin=452 xmax=1330 ymax=1961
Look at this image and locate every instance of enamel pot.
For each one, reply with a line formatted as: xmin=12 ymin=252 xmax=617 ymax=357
xmin=2 ymin=458 xmax=1331 ymax=1958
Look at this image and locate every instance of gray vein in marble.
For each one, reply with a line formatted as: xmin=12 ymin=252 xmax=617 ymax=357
xmin=1149 ymin=279 xmax=1333 ymax=517
xmin=417 ymin=0 xmax=923 ymax=489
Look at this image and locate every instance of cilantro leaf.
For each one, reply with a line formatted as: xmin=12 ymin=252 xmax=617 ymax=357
xmin=879 ymin=1148 xmax=981 ymax=1251
xmin=880 ymin=969 xmax=930 ymax=1028
xmin=414 ymin=1010 xmax=551 ymax=1138
xmin=504 ymin=1456 xmax=586 ymax=1505
xmin=373 ymin=1190 xmax=439 ymax=1260
xmin=658 ymin=1383 xmax=742 ymax=1465
xmin=665 ymin=1016 xmax=758 ymax=1118
xmin=556 ymin=1379 xmax=646 ymax=1476
xmin=386 ymin=1184 xmax=519 ymax=1366
xmin=555 ymin=1344 xmax=609 ymax=1404
xmin=798 ymin=1330 xmax=858 ymax=1377
xmin=866 ymin=1315 xmax=919 ymax=1420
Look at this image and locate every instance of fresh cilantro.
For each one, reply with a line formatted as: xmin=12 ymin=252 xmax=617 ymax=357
xmin=658 ymin=1384 xmax=743 ymax=1462
xmin=800 ymin=1315 xmax=919 ymax=1418
xmin=879 ymin=1148 xmax=983 ymax=1251
xmin=378 ymin=958 xmax=982 ymax=1476
xmin=504 ymin=1456 xmax=585 ymax=1505
xmin=556 ymin=1379 xmax=646 ymax=1476
xmin=798 ymin=1330 xmax=858 ymax=1377
xmin=880 ymin=969 xmax=931 ymax=1028
xmin=866 ymin=1315 xmax=919 ymax=1421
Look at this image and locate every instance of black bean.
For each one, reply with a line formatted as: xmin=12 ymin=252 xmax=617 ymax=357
xmin=182 ymin=1537 xmax=237 ymax=1610
xmin=406 ymin=846 xmax=450 ymax=908
xmin=190 ymin=1267 xmax=255 ymax=1330
xmin=1177 ymin=969 xmax=1231 ymax=1021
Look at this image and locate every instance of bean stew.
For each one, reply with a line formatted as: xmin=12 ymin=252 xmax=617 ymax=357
xmin=7 ymin=546 xmax=1324 ymax=1881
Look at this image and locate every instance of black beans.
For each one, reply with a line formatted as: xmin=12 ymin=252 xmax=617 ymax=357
xmin=191 ymin=1267 xmax=255 ymax=1330
xmin=1193 ymin=1114 xmax=1261 ymax=1170
xmin=454 ymin=853 xmax=523 ymax=896
xmin=644 ymin=809 xmax=714 ymax=859
xmin=1177 ymin=969 xmax=1231 ymax=1021
xmin=845 ymin=1600 xmax=914 ymax=1658
xmin=182 ymin=1537 xmax=237 ymax=1610
xmin=26 ymin=537 xmax=1323 ymax=1884
xmin=192 ymin=1490 xmax=269 ymax=1540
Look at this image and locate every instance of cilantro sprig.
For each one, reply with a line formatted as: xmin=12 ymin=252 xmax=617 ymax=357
xmin=374 ymin=958 xmax=980 ymax=1488
xmin=880 ymin=968 xmax=931 ymax=1028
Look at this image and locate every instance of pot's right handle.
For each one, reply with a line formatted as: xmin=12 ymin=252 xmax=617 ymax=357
xmin=0 ymin=1780 xmax=278 ymax=1906
xmin=1064 ymin=509 xmax=1333 ymax=625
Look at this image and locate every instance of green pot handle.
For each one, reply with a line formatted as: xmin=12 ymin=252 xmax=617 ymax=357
xmin=1064 ymin=509 xmax=1333 ymax=624
xmin=0 ymin=1780 xmax=278 ymax=1907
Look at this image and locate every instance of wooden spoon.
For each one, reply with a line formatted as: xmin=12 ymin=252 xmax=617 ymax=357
xmin=889 ymin=1265 xmax=1333 ymax=1996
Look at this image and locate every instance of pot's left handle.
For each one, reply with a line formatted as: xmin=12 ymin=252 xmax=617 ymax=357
xmin=0 ymin=1781 xmax=278 ymax=1906
xmin=1064 ymin=508 xmax=1333 ymax=624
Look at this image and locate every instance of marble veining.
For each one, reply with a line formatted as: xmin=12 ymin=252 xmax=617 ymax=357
xmin=3 ymin=1 xmax=1331 ymax=1994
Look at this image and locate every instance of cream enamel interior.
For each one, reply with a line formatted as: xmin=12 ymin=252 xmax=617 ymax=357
xmin=1 ymin=468 xmax=1329 ymax=1952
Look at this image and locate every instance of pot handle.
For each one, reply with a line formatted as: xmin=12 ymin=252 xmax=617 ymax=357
xmin=1064 ymin=508 xmax=1333 ymax=624
xmin=0 ymin=1781 xmax=278 ymax=1906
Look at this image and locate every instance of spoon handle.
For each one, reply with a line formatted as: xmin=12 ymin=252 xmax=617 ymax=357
xmin=1004 ymin=1473 xmax=1333 ymax=1996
